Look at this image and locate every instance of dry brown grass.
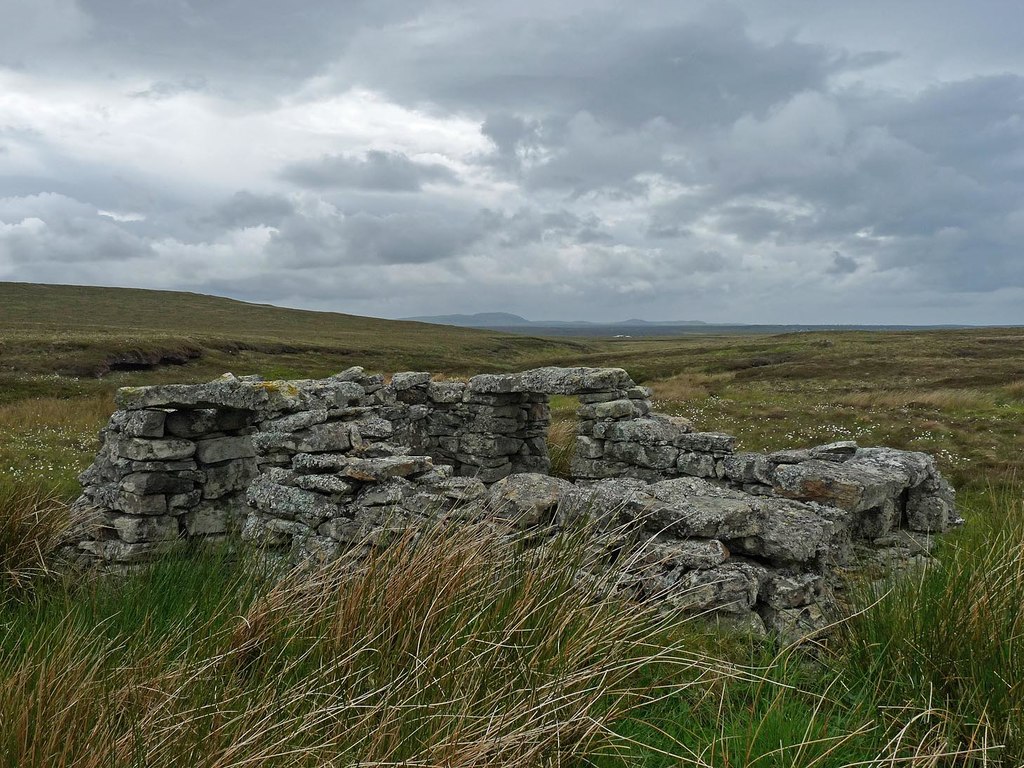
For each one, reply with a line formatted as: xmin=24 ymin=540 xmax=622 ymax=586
xmin=0 ymin=395 xmax=113 ymax=433
xmin=0 ymin=482 xmax=78 ymax=602
xmin=547 ymin=418 xmax=578 ymax=478
xmin=0 ymin=518 xmax=711 ymax=767
xmin=649 ymin=373 xmax=732 ymax=404
xmin=838 ymin=388 xmax=998 ymax=411
xmin=1003 ymin=380 xmax=1024 ymax=398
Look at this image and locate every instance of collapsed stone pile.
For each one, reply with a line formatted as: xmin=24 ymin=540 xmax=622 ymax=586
xmin=72 ymin=365 xmax=960 ymax=637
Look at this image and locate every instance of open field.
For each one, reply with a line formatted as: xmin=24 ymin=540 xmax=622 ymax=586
xmin=2 ymin=282 xmax=1023 ymax=765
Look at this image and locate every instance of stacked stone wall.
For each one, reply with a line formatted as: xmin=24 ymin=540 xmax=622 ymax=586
xmin=70 ymin=365 xmax=961 ymax=637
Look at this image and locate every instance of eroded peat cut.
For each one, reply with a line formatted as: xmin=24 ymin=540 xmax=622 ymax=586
xmin=71 ymin=365 xmax=960 ymax=639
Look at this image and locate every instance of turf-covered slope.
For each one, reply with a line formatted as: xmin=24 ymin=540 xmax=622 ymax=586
xmin=0 ymin=282 xmax=593 ymax=380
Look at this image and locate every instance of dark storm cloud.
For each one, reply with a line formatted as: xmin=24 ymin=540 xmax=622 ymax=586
xmin=3 ymin=0 xmax=1024 ymax=323
xmin=281 ymin=151 xmax=458 ymax=192
xmin=339 ymin=7 xmax=845 ymax=129
xmin=0 ymin=193 xmax=154 ymax=265
xmin=208 ymin=192 xmax=295 ymax=229
xmin=73 ymin=0 xmax=424 ymax=93
xmin=828 ymin=252 xmax=858 ymax=275
xmin=266 ymin=206 xmax=490 ymax=267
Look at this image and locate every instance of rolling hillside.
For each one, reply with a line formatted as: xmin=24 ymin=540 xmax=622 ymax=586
xmin=0 ymin=282 xmax=594 ymax=387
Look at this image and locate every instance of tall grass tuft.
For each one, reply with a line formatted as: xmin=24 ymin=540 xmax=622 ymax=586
xmin=547 ymin=417 xmax=578 ymax=478
xmin=0 ymin=516 xmax=709 ymax=767
xmin=843 ymin=487 xmax=1024 ymax=764
xmin=0 ymin=479 xmax=76 ymax=603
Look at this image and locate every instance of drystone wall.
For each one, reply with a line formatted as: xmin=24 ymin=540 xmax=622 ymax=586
xmin=72 ymin=366 xmax=960 ymax=638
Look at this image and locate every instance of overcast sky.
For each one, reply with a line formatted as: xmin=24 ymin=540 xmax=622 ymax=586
xmin=2 ymin=1 xmax=1023 ymax=324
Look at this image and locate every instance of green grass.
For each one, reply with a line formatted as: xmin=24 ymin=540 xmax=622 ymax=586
xmin=3 ymin=281 xmax=1024 ymax=765
xmin=598 ymin=485 xmax=1023 ymax=766
xmin=0 ymin=520 xmax=711 ymax=767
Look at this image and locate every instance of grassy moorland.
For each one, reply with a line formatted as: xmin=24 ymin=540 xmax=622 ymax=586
xmin=2 ymin=281 xmax=1023 ymax=765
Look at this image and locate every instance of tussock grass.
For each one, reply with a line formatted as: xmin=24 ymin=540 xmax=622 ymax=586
xmin=843 ymin=488 xmax=1024 ymax=763
xmin=0 ymin=519 xmax=715 ymax=767
xmin=0 ymin=480 xmax=76 ymax=604
xmin=547 ymin=418 xmax=577 ymax=478
xmin=839 ymin=388 xmax=998 ymax=411
xmin=1003 ymin=380 xmax=1024 ymax=398
xmin=650 ymin=373 xmax=732 ymax=403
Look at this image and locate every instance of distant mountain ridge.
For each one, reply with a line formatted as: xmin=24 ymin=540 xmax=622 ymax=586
xmin=404 ymin=312 xmax=708 ymax=329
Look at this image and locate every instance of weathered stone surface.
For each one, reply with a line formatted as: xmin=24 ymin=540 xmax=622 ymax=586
xmin=426 ymin=476 xmax=487 ymax=502
xmin=165 ymin=408 xmax=254 ymax=438
xmin=202 ymin=460 xmax=258 ymax=499
xmin=118 ymin=459 xmax=198 ymax=474
xmin=252 ymin=422 xmax=352 ymax=455
xmin=667 ymin=561 xmax=766 ymax=615
xmin=115 ymin=436 xmax=196 ymax=462
xmin=568 ymin=455 xmax=633 ymax=480
xmin=632 ymin=538 xmax=730 ymax=571
xmin=636 ymin=479 xmax=845 ymax=564
xmin=769 ymin=449 xmax=815 ymax=464
xmin=300 ymin=380 xmax=365 ymax=408
xmin=111 ymin=513 xmax=179 ymax=543
xmin=594 ymin=415 xmax=688 ymax=445
xmin=351 ymin=416 xmax=394 ymax=441
xmin=578 ymin=399 xmax=638 ymax=420
xmin=486 ymin=473 xmax=574 ymax=527
xmin=291 ymin=534 xmax=342 ymax=563
xmin=246 ymin=476 xmax=341 ymax=526
xmin=459 ymin=433 xmax=522 ymax=456
xmin=116 ymin=378 xmax=306 ymax=415
xmin=673 ymin=432 xmax=736 ymax=455
xmin=856 ymin=499 xmax=900 ymax=539
xmin=195 ymin=436 xmax=256 ymax=464
xmin=241 ymin=513 xmax=314 ymax=548
xmin=168 ymin=489 xmax=202 ymax=512
xmin=555 ymin=478 xmax=650 ymax=528
xmin=184 ymin=503 xmax=231 ymax=536
xmin=294 ymin=474 xmax=355 ymax=496
xmin=574 ymin=435 xmax=604 ymax=459
xmin=855 ymin=447 xmax=937 ymax=489
xmin=469 ymin=366 xmax=633 ymax=395
xmin=760 ymin=604 xmax=827 ymax=641
xmin=761 ymin=573 xmax=823 ymax=609
xmin=122 ymin=410 xmax=167 ymax=438
xmin=111 ymin=491 xmax=168 ymax=516
xmin=427 ymin=381 xmax=466 ymax=403
xmin=578 ymin=391 xmax=623 ymax=404
xmin=723 ymin=453 xmax=775 ymax=485
xmin=260 ymin=410 xmax=330 ymax=433
xmin=906 ymin=478 xmax=957 ymax=533
xmin=391 ymin=371 xmax=432 ymax=390
xmin=165 ymin=409 xmax=218 ymax=438
xmin=676 ymin=451 xmax=717 ymax=478
xmin=604 ymin=440 xmax=679 ymax=469
xmin=809 ymin=441 xmax=859 ymax=462
xmin=80 ymin=539 xmax=165 ymax=563
xmin=328 ymin=366 xmax=366 ymax=383
xmin=119 ymin=472 xmax=195 ymax=496
xmin=773 ymin=460 xmax=904 ymax=513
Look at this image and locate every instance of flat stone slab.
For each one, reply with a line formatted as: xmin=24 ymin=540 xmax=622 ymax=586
xmin=468 ymin=366 xmax=634 ymax=395
xmin=116 ymin=378 xmax=307 ymax=414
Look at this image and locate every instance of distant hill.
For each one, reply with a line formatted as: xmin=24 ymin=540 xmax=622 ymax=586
xmin=403 ymin=312 xmax=534 ymax=327
xmin=0 ymin=282 xmax=592 ymax=381
xmin=404 ymin=313 xmax=708 ymax=329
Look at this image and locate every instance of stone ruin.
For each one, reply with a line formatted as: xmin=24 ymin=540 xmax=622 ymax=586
xmin=73 ymin=365 xmax=960 ymax=638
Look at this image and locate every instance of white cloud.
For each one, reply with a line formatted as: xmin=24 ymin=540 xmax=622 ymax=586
xmin=1 ymin=1 xmax=1023 ymax=324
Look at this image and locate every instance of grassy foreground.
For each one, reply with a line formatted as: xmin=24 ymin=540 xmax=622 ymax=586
xmin=2 ymin=282 xmax=1023 ymax=764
